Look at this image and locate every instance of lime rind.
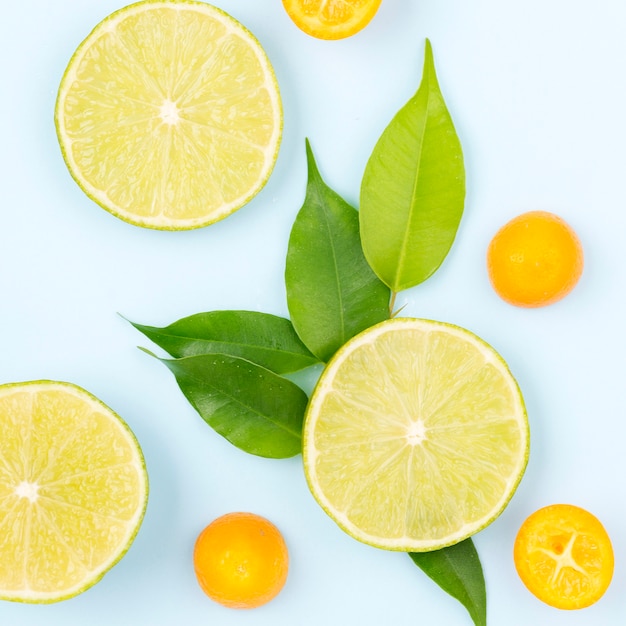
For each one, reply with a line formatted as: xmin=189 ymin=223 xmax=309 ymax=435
xmin=0 ymin=380 xmax=148 ymax=603
xmin=55 ymin=0 xmax=283 ymax=230
xmin=303 ymin=318 xmax=529 ymax=552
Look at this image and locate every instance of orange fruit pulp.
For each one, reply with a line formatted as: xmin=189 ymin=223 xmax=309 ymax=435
xmin=514 ymin=504 xmax=614 ymax=610
xmin=487 ymin=211 xmax=583 ymax=307
xmin=282 ymin=0 xmax=383 ymax=40
xmin=193 ymin=512 xmax=289 ymax=609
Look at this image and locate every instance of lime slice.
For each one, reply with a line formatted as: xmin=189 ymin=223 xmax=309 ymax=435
xmin=303 ymin=318 xmax=529 ymax=552
xmin=55 ymin=1 xmax=282 ymax=230
xmin=0 ymin=381 xmax=148 ymax=602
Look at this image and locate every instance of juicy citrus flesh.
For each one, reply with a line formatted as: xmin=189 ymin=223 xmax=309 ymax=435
xmin=514 ymin=504 xmax=614 ymax=609
xmin=0 ymin=381 xmax=148 ymax=603
xmin=55 ymin=0 xmax=282 ymax=230
xmin=193 ymin=512 xmax=289 ymax=609
xmin=487 ymin=211 xmax=584 ymax=307
xmin=282 ymin=0 xmax=382 ymax=40
xmin=303 ymin=318 xmax=529 ymax=552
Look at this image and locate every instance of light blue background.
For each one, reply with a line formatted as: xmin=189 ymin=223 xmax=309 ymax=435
xmin=1 ymin=0 xmax=625 ymax=624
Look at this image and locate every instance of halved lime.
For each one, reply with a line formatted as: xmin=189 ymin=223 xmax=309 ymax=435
xmin=55 ymin=0 xmax=282 ymax=230
xmin=303 ymin=318 xmax=529 ymax=552
xmin=0 ymin=381 xmax=148 ymax=602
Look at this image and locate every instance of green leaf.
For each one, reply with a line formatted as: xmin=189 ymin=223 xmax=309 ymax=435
xmin=359 ymin=39 xmax=465 ymax=292
xmin=286 ymin=140 xmax=391 ymax=361
xmin=128 ymin=311 xmax=319 ymax=374
xmin=152 ymin=352 xmax=308 ymax=458
xmin=409 ymin=539 xmax=486 ymax=626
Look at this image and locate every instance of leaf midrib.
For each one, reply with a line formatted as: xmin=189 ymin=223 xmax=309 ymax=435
xmin=149 ymin=328 xmax=315 ymax=361
xmin=319 ymin=196 xmax=347 ymax=346
xmin=394 ymin=78 xmax=432 ymax=290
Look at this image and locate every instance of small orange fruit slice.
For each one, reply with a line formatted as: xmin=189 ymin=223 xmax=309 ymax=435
xmin=193 ymin=512 xmax=289 ymax=609
xmin=487 ymin=211 xmax=584 ymax=307
xmin=514 ymin=504 xmax=614 ymax=609
xmin=282 ymin=0 xmax=383 ymax=40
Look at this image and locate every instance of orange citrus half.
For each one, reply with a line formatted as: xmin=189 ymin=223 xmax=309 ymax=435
xmin=193 ymin=512 xmax=289 ymax=609
xmin=514 ymin=504 xmax=614 ymax=610
xmin=487 ymin=211 xmax=583 ymax=307
xmin=282 ymin=0 xmax=383 ymax=40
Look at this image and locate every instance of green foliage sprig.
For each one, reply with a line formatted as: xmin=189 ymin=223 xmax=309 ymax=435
xmin=132 ymin=41 xmax=489 ymax=626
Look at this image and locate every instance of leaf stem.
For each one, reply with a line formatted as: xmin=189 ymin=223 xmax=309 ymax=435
xmin=389 ymin=292 xmax=409 ymax=318
xmin=389 ymin=291 xmax=398 ymax=318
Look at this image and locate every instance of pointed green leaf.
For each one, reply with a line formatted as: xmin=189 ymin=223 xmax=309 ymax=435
xmin=409 ymin=539 xmax=486 ymax=626
xmin=360 ymin=39 xmax=465 ymax=292
xmin=155 ymin=352 xmax=308 ymax=458
xmin=129 ymin=311 xmax=319 ymax=374
xmin=286 ymin=140 xmax=390 ymax=361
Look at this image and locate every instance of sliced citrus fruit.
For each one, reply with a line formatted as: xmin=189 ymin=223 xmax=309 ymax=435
xmin=0 ymin=381 xmax=148 ymax=603
xmin=194 ymin=512 xmax=289 ymax=609
xmin=303 ymin=318 xmax=529 ymax=552
xmin=282 ymin=0 xmax=382 ymax=40
xmin=514 ymin=504 xmax=614 ymax=609
xmin=55 ymin=0 xmax=282 ymax=230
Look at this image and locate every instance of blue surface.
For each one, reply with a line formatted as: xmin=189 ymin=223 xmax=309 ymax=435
xmin=1 ymin=0 xmax=625 ymax=624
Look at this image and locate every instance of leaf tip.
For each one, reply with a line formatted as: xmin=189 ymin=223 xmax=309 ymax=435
xmin=120 ymin=312 xmax=145 ymax=332
xmin=137 ymin=346 xmax=160 ymax=360
xmin=423 ymin=38 xmax=436 ymax=75
xmin=304 ymin=138 xmax=320 ymax=178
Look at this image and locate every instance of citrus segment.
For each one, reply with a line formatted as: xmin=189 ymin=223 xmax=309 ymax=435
xmin=282 ymin=0 xmax=382 ymax=40
xmin=514 ymin=504 xmax=614 ymax=609
xmin=55 ymin=1 xmax=282 ymax=230
xmin=193 ymin=512 xmax=289 ymax=609
xmin=487 ymin=211 xmax=584 ymax=307
xmin=303 ymin=318 xmax=528 ymax=551
xmin=0 ymin=381 xmax=148 ymax=603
